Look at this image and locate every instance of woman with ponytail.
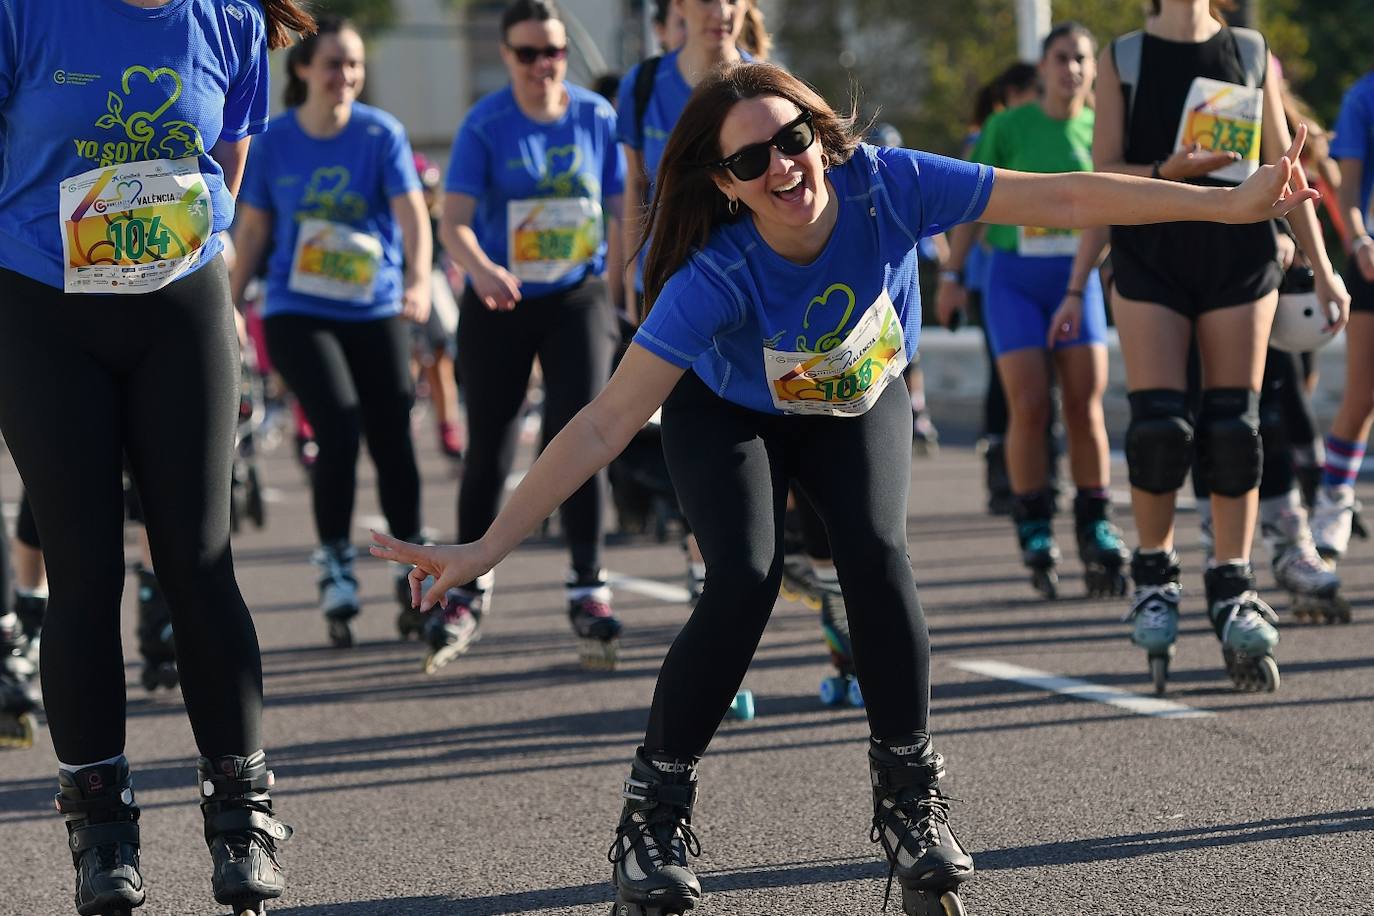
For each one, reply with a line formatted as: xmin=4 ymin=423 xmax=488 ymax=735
xmin=0 ymin=0 xmax=310 ymax=912
xmin=374 ymin=60 xmax=1317 ymax=915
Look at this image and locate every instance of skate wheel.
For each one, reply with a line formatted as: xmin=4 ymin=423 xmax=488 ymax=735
xmin=1258 ymin=655 xmax=1280 ymax=693
xmin=1149 ymin=656 xmax=1169 ymax=697
xmin=938 ymin=891 xmax=967 ymax=916
xmin=846 ymin=676 xmax=864 ymax=708
xmin=726 ymin=689 xmax=755 ymax=721
xmin=819 ymin=676 xmax=846 ymax=707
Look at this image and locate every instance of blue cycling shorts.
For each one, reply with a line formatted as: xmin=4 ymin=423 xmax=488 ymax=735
xmin=983 ymin=248 xmax=1106 ymax=357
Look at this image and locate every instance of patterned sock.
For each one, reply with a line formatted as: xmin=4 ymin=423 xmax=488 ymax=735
xmin=1322 ymin=435 xmax=1367 ymax=489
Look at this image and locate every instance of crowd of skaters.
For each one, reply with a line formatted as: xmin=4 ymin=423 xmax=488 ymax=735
xmin=0 ymin=1 xmax=1369 ymax=915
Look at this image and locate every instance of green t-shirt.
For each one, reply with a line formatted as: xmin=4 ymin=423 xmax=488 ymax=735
xmin=971 ymin=102 xmax=1095 ymax=253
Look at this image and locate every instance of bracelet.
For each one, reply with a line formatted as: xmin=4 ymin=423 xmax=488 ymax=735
xmin=938 ymin=269 xmax=963 ymax=285
xmin=1064 ymin=289 xmax=1084 ymax=299
xmin=1353 ymin=236 xmax=1374 ymax=254
xmin=1151 ymin=160 xmax=1165 ymax=181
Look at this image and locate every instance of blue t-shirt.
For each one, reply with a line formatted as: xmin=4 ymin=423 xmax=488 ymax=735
xmin=615 ymin=49 xmax=752 ymax=291
xmin=1331 ymin=72 xmax=1374 ymax=233
xmin=635 ymin=145 xmax=994 ymax=415
xmin=240 ymin=104 xmax=421 ymax=321
xmin=444 ymin=83 xmax=625 ymax=300
xmin=0 ymin=0 xmax=270 ymax=289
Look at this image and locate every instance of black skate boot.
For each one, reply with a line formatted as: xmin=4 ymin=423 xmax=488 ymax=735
xmin=1205 ymin=562 xmax=1281 ymax=693
xmin=55 ymin=757 xmax=145 ymax=916
xmin=607 ymin=749 xmax=702 ymax=915
xmin=0 ymin=610 xmax=39 ymax=748
xmin=197 ymin=751 xmax=292 ymax=915
xmin=1014 ymin=491 xmax=1059 ymax=599
xmin=869 ymin=736 xmax=973 ymax=916
xmin=569 ymin=573 xmax=622 ymax=671
xmin=14 ymin=591 xmax=46 ymax=666
xmin=135 ymin=566 xmax=177 ymax=692
xmin=1074 ymin=492 xmax=1129 ymax=598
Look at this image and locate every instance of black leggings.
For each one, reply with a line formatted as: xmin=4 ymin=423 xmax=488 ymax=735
xmin=456 ymin=277 xmax=615 ymax=581
xmin=0 ymin=259 xmax=263 ymax=763
xmin=647 ymin=373 xmax=931 ymax=758
xmin=266 ymin=313 xmax=420 ymax=545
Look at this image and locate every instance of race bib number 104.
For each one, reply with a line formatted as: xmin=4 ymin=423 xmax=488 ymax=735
xmin=61 ymin=157 xmax=212 ymax=294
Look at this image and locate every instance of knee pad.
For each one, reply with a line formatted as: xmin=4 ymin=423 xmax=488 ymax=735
xmin=1126 ymin=390 xmax=1194 ymax=494
xmin=1199 ymin=388 xmax=1262 ymax=498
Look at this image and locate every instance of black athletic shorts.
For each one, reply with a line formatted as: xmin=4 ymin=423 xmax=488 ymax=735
xmin=1110 ymin=220 xmax=1282 ymax=317
xmin=1346 ymin=259 xmax=1374 ymax=313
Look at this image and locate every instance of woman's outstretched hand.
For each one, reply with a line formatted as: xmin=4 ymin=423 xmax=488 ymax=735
xmin=370 ymin=531 xmax=495 ymax=611
xmin=1228 ymin=124 xmax=1321 ymax=223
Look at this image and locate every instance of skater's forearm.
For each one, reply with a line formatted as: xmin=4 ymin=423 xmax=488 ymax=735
xmin=477 ymin=345 xmax=684 ymax=565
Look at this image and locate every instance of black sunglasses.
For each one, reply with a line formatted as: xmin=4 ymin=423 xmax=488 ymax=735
xmin=713 ymin=111 xmax=816 ymax=182
xmin=507 ymin=44 xmax=568 ymax=65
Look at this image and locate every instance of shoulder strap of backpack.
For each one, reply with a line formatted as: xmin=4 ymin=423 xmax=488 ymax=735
xmin=1229 ymin=27 xmax=1269 ymax=88
xmin=633 ymin=55 xmax=663 ymax=141
xmin=1111 ymin=30 xmax=1144 ymax=132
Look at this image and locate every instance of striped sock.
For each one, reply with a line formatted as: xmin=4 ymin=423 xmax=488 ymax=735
xmin=1322 ymin=435 xmax=1367 ymax=489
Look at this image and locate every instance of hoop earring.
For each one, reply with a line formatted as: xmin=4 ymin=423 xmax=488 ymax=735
xmin=727 ymin=197 xmax=739 ymax=216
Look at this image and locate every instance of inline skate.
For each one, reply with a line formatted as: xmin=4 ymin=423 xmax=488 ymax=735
xmin=1124 ymin=549 xmax=1182 ymax=696
xmin=869 ymin=736 xmax=973 ymax=916
xmin=607 ymin=749 xmax=702 ymax=915
xmin=1014 ymin=492 xmax=1059 ymax=599
xmin=817 ymin=574 xmax=863 ymax=709
xmin=1074 ymin=493 xmax=1128 ymax=598
xmin=1311 ymin=484 xmax=1366 ymax=565
xmin=422 ymin=586 xmax=485 ymax=674
xmin=779 ymin=552 xmax=822 ymax=610
xmin=0 ymin=610 xmax=39 ymax=748
xmin=1263 ymin=496 xmax=1350 ymax=624
xmin=312 ymin=541 xmax=359 ymax=648
xmin=197 ymin=751 xmax=292 ymax=915
xmin=1205 ymin=561 xmax=1280 ymax=693
xmin=569 ymin=574 xmax=622 ymax=671
xmin=134 ymin=565 xmax=177 ymax=692
xmin=55 ymin=757 xmax=145 ymax=915
xmin=14 ymin=590 xmax=45 ymax=666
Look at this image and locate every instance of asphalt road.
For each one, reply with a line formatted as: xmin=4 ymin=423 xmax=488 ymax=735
xmin=3 ymin=420 xmax=1372 ymax=916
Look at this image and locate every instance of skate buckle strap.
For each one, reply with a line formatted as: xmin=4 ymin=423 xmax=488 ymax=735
xmin=54 ymin=788 xmax=136 ymax=816
xmin=204 ymin=807 xmax=293 ymax=844
xmin=200 ymin=768 xmax=273 ymax=799
xmin=622 ymin=777 xmax=697 ymax=809
xmin=69 ymin=820 xmax=140 ymax=855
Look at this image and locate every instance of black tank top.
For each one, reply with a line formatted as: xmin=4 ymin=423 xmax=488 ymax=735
xmin=1123 ymin=28 xmax=1266 ymax=185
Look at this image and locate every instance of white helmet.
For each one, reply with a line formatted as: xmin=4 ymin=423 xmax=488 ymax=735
xmin=1270 ymin=269 xmax=1343 ymax=353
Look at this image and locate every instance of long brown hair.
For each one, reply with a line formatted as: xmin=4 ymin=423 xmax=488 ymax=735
xmin=1148 ymin=0 xmax=1237 ymax=21
xmin=262 ymin=0 xmax=318 ymax=51
xmin=640 ymin=62 xmax=864 ymax=309
xmin=738 ymin=1 xmax=771 ymax=60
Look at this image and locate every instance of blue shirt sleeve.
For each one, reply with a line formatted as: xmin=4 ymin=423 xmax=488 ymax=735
xmin=237 ymin=134 xmax=271 ymax=210
xmin=1330 ymin=80 xmax=1373 ymax=162
xmin=601 ymin=107 xmax=627 ymax=200
xmin=444 ymin=116 xmax=489 ymax=199
xmin=615 ymin=65 xmax=642 ymax=150
xmin=381 ymin=120 xmax=421 ymax=198
xmin=221 ymin=2 xmax=270 ymax=142
xmin=876 ymin=146 xmax=994 ymax=238
xmin=633 ymin=259 xmax=736 ymax=368
xmin=0 ymin=1 xmax=15 ymax=109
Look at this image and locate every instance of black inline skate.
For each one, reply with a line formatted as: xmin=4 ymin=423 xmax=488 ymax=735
xmin=135 ymin=565 xmax=177 ymax=692
xmin=55 ymin=757 xmax=145 ymax=916
xmin=607 ymin=749 xmax=702 ymax=915
xmin=869 ymin=736 xmax=973 ymax=916
xmin=0 ymin=610 xmax=39 ymax=748
xmin=422 ymin=587 xmax=485 ymax=674
xmin=1205 ymin=562 xmax=1280 ymax=693
xmin=197 ymin=751 xmax=292 ymax=915
xmin=1014 ymin=491 xmax=1059 ymax=599
xmin=1074 ymin=493 xmax=1129 ymax=598
xmin=569 ymin=575 xmax=623 ymax=671
xmin=14 ymin=590 xmax=46 ymax=665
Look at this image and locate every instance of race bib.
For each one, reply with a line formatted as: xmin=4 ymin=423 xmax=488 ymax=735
xmin=1174 ymin=77 xmax=1263 ymax=185
xmin=1018 ymin=225 xmax=1080 ymax=258
xmin=764 ymin=289 xmax=909 ymax=418
xmin=507 ymin=197 xmax=603 ymax=283
xmin=60 ymin=157 xmax=212 ymax=294
xmin=288 ymin=218 xmax=383 ymax=303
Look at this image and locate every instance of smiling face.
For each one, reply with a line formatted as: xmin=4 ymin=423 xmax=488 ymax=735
xmin=296 ymin=29 xmax=366 ymax=107
xmin=1039 ymin=32 xmax=1095 ymax=106
xmin=712 ymin=95 xmax=829 ymax=234
xmin=674 ymin=0 xmax=746 ymax=53
xmin=501 ymin=19 xmax=569 ymax=94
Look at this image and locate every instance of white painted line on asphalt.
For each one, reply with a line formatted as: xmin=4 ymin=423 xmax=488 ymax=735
xmin=952 ymin=660 xmax=1215 ymax=720
xmin=607 ymin=572 xmax=691 ymax=604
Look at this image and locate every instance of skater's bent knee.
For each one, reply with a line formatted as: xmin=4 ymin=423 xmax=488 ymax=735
xmin=1126 ymin=390 xmax=1193 ymax=494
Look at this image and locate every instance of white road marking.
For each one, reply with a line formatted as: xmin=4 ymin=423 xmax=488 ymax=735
xmin=952 ymin=660 xmax=1215 ymax=719
xmin=606 ymin=572 xmax=691 ymax=605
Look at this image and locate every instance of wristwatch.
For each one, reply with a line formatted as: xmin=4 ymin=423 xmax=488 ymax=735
xmin=939 ymin=269 xmax=962 ymax=285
